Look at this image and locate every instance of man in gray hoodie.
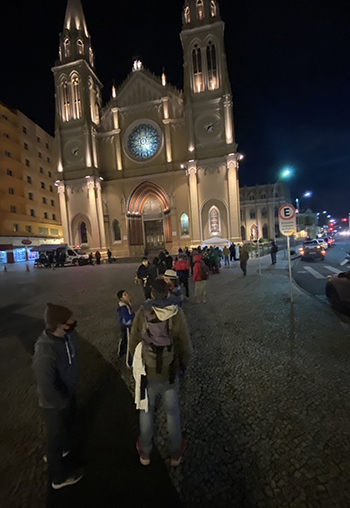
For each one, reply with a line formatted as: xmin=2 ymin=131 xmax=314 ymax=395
xmin=32 ymin=303 xmax=83 ymax=490
xmin=130 ymin=278 xmax=192 ymax=467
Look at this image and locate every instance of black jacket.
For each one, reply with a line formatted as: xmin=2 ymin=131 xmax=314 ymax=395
xmin=32 ymin=330 xmax=79 ymax=409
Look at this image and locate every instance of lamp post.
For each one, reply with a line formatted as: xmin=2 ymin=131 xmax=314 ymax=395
xmin=273 ymin=168 xmax=292 ymax=243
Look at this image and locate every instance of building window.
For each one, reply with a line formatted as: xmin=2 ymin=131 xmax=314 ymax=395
xmin=260 ymin=193 xmax=267 ymax=199
xmin=261 ymin=208 xmax=267 ymax=219
xmin=241 ymin=225 xmax=246 ymax=241
xmin=180 ymin=213 xmax=190 ymax=236
xmin=77 ymin=39 xmax=84 ymax=54
xmin=42 ymin=197 xmax=47 ymax=204
xmin=25 ymin=159 xmax=30 ymax=167
xmin=49 ymin=185 xmax=53 ymax=192
xmin=22 ymin=126 xmax=27 ymax=134
xmin=211 ymin=0 xmax=217 ymax=16
xmin=41 ymin=182 xmax=45 ymax=189
xmin=30 ymin=209 xmax=35 ymax=217
xmin=209 ymin=205 xmax=221 ymax=236
xmin=8 ymin=187 xmax=14 ymax=195
xmin=40 ymin=166 xmax=44 ymax=173
xmin=79 ymin=222 xmax=88 ymax=244
xmin=46 ymin=142 xmax=49 ymax=149
xmin=192 ymin=45 xmax=204 ymax=93
xmin=48 ymin=171 xmax=52 ymax=178
xmin=25 ymin=225 xmax=32 ymax=233
xmin=112 ymin=219 xmax=121 ymax=242
xmin=52 ymin=214 xmax=56 ymax=221
xmin=249 ymin=194 xmax=255 ymax=201
xmin=71 ymin=74 xmax=82 ymax=119
xmin=64 ymin=37 xmax=70 ymax=57
xmin=7 ymin=169 xmax=12 ymax=176
xmin=27 ymin=176 xmax=32 ymax=184
xmin=262 ymin=224 xmax=269 ymax=239
xmin=43 ymin=212 xmax=48 ymax=219
xmin=60 ymin=77 xmax=71 ymax=122
xmin=28 ymin=192 xmax=33 ymax=200
xmin=47 ymin=156 xmax=51 ymax=163
xmin=5 ymin=150 xmax=11 ymax=157
xmin=274 ymin=206 xmax=278 ymax=218
xmin=39 ymin=226 xmax=48 ymax=235
xmin=250 ymin=209 xmax=256 ymax=220
xmin=251 ymin=224 xmax=258 ymax=241
xmin=24 ymin=142 xmax=29 ymax=150
xmin=10 ymin=205 xmax=16 ymax=213
xmin=89 ymin=47 xmax=94 ymax=67
xmin=38 ymin=152 xmax=42 ymax=159
xmin=184 ymin=6 xmax=191 ymax=23
xmin=196 ymin=0 xmax=204 ymax=19
xmin=13 ymin=224 xmax=19 ymax=232
xmin=50 ymin=228 xmax=58 ymax=236
xmin=207 ymin=42 xmax=218 ymax=90
xmin=240 ymin=209 xmax=244 ymax=221
xmin=37 ymin=136 xmax=41 ymax=143
xmin=51 ymin=199 xmax=55 ymax=206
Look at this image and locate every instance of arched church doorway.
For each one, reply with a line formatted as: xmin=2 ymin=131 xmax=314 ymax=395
xmin=127 ymin=182 xmax=172 ymax=250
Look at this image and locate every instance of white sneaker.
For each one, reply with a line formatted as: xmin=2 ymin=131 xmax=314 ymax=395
xmin=51 ymin=469 xmax=84 ymax=490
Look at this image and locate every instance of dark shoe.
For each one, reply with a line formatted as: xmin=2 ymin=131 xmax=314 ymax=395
xmin=51 ymin=468 xmax=84 ymax=490
xmin=170 ymin=438 xmax=186 ymax=467
xmin=136 ymin=438 xmax=150 ymax=466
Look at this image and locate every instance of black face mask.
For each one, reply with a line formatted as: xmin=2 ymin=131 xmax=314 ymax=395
xmin=65 ymin=321 xmax=77 ymax=333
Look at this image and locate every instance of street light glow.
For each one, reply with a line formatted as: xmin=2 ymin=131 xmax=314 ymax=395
xmin=323 ymin=211 xmax=327 ymax=214
xmin=304 ymin=191 xmax=312 ymax=198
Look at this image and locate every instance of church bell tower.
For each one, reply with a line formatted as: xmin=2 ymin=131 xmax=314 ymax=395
xmin=53 ymin=0 xmax=106 ymax=248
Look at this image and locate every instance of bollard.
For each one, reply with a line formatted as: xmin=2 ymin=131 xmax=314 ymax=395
xmin=4 ymin=265 xmax=7 ymax=272
xmin=26 ymin=264 xmax=30 ymax=272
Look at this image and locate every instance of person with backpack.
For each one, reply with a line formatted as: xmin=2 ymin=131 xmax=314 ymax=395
xmin=192 ymin=250 xmax=209 ymax=304
xmin=129 ymin=278 xmax=192 ymax=467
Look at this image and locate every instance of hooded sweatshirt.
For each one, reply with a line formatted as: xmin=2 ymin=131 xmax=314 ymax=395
xmin=117 ymin=301 xmax=135 ymax=329
xmin=32 ymin=330 xmax=78 ymax=409
xmin=129 ymin=297 xmax=192 ymax=381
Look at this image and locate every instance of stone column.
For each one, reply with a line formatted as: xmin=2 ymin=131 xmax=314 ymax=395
xmin=95 ymin=181 xmax=106 ymax=248
xmin=224 ymin=94 xmax=234 ymax=145
xmin=112 ymin=108 xmax=123 ymax=170
xmin=57 ymin=183 xmax=71 ymax=244
xmin=226 ymin=156 xmax=241 ymax=241
xmin=87 ymin=179 xmax=100 ymax=248
xmin=163 ymin=120 xmax=172 ymax=163
xmin=187 ymin=162 xmax=201 ymax=245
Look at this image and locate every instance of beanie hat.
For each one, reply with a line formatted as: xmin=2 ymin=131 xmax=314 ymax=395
xmin=164 ymin=269 xmax=177 ymax=279
xmin=45 ymin=303 xmax=72 ymax=332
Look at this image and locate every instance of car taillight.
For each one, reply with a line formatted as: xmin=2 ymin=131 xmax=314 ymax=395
xmin=322 ymin=251 xmax=326 ymax=255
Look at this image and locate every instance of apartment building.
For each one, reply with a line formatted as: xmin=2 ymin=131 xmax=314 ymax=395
xmin=0 ymin=102 xmax=63 ymax=263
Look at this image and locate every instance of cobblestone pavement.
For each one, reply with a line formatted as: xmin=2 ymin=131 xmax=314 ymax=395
xmin=1 ymin=257 xmax=350 ymax=507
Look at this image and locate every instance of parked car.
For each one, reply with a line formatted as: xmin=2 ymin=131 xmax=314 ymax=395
xmin=299 ymin=240 xmax=326 ymax=261
xmin=316 ymin=238 xmax=328 ymax=250
xmin=34 ymin=244 xmax=89 ymax=267
xmin=326 ymin=271 xmax=350 ymax=313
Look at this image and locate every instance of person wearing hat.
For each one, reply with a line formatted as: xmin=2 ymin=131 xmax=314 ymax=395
xmin=32 ymin=303 xmax=83 ymax=490
xmin=163 ymin=269 xmax=184 ymax=308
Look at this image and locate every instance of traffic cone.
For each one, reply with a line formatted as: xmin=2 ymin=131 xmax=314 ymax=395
xmin=4 ymin=265 xmax=7 ymax=272
xmin=26 ymin=264 xmax=30 ymax=272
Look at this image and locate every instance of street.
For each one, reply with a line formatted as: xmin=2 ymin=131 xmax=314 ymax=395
xmin=2 ymin=258 xmax=350 ymax=507
xmin=292 ymin=240 xmax=350 ymax=303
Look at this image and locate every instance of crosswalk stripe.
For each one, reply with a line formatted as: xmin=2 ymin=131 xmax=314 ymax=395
xmin=340 ymin=259 xmax=348 ymax=266
xmin=324 ymin=266 xmax=341 ymax=274
xmin=304 ymin=266 xmax=326 ymax=279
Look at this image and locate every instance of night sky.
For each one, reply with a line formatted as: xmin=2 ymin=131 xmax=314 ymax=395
xmin=1 ymin=0 xmax=349 ymax=219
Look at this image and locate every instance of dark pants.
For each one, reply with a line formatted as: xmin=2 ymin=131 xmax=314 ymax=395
xmin=119 ymin=327 xmax=128 ymax=356
xmin=240 ymin=261 xmax=247 ymax=276
xmin=179 ymin=276 xmax=190 ymax=297
xmin=271 ymin=252 xmax=277 ymax=264
xmin=230 ymin=253 xmax=234 ymax=261
xmin=224 ymin=255 xmax=229 ymax=266
xmin=42 ymin=397 xmax=78 ymax=484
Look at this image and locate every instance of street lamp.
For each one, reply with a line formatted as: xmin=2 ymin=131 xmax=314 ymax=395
xmin=273 ymin=167 xmax=293 ymax=242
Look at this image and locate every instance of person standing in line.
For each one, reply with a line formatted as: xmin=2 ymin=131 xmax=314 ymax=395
xmin=137 ymin=257 xmax=152 ymax=300
xmin=107 ymin=249 xmax=112 ymax=263
xmin=222 ymin=246 xmax=230 ymax=266
xmin=95 ymin=251 xmax=101 ymax=265
xmin=164 ymin=250 xmax=173 ymax=270
xmin=239 ymin=245 xmax=249 ymax=276
xmin=270 ymin=241 xmax=278 ymax=265
xmin=192 ymin=250 xmax=209 ymax=304
xmin=130 ymin=278 xmax=192 ymax=467
xmin=229 ymin=242 xmax=236 ymax=262
xmin=163 ymin=269 xmax=184 ymax=307
xmin=88 ymin=252 xmax=94 ymax=265
xmin=116 ymin=290 xmax=135 ymax=361
xmin=32 ymin=304 xmax=83 ymax=490
xmin=174 ymin=253 xmax=190 ymax=298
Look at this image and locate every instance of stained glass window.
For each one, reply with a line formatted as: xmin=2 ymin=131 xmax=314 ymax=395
xmin=209 ymin=206 xmax=221 ymax=236
xmin=180 ymin=213 xmax=189 ymax=236
xmin=112 ymin=219 xmax=121 ymax=242
xmin=127 ymin=124 xmax=161 ymax=160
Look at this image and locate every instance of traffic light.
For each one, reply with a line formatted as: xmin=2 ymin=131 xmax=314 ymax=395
xmin=342 ymin=218 xmax=347 ymax=222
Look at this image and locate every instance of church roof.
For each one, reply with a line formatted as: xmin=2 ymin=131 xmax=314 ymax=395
xmin=64 ymin=0 xmax=89 ymax=36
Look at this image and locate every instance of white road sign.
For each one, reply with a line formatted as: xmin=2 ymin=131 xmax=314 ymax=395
xmin=279 ymin=204 xmax=296 ymax=237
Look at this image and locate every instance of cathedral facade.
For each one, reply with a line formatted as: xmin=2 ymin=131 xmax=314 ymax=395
xmin=53 ymin=0 xmax=242 ymax=255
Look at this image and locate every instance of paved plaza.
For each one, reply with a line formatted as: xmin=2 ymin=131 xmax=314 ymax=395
xmin=1 ymin=254 xmax=350 ymax=507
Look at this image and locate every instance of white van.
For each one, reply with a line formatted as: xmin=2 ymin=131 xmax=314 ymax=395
xmin=35 ymin=244 xmax=89 ymax=267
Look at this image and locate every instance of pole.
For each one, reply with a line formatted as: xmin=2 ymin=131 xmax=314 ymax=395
xmin=348 ymin=213 xmax=350 ymax=235
xmin=257 ymin=238 xmax=261 ymax=276
xmin=287 ymin=235 xmax=293 ymax=302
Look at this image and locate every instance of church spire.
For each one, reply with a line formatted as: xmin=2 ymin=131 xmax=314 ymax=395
xmin=58 ymin=0 xmax=95 ymax=68
xmin=182 ymin=0 xmax=221 ymax=29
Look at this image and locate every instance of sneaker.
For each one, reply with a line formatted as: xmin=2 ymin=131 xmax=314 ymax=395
xmin=170 ymin=438 xmax=186 ymax=467
xmin=51 ymin=468 xmax=84 ymax=490
xmin=136 ymin=438 xmax=150 ymax=466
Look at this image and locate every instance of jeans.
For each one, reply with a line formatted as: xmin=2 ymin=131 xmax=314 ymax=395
xmin=140 ymin=378 xmax=182 ymax=457
xmin=42 ymin=397 xmax=78 ymax=483
xmin=271 ymin=252 xmax=277 ymax=264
